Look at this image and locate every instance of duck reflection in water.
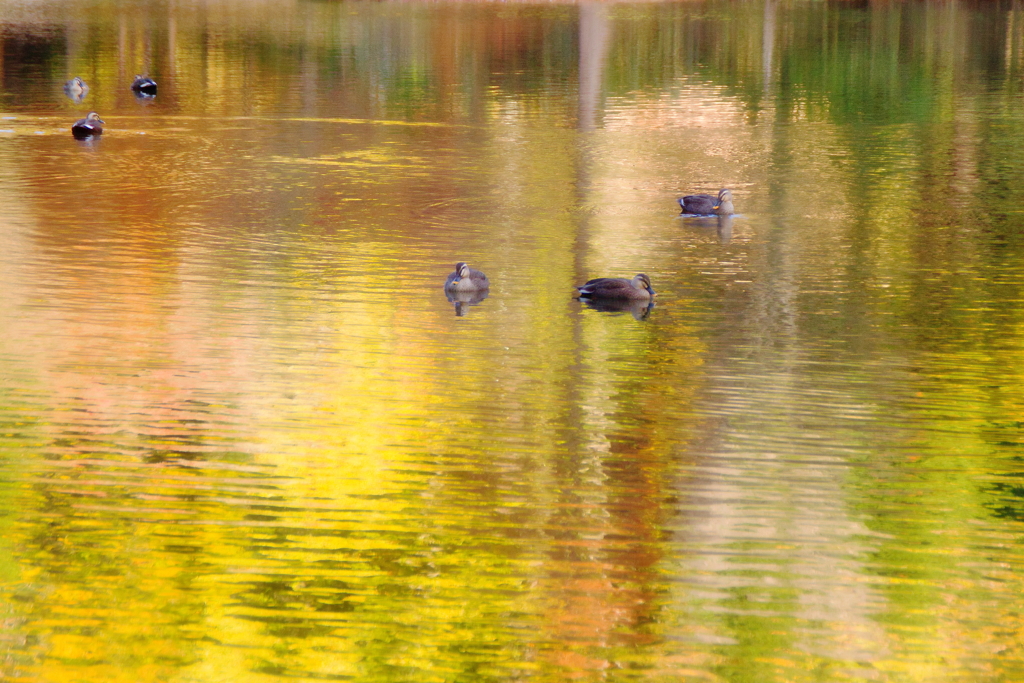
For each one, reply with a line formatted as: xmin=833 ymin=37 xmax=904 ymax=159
xmin=680 ymin=209 xmax=735 ymax=244
xmin=131 ymin=75 xmax=158 ymax=97
xmin=715 ymin=214 xmax=734 ymax=244
xmin=64 ymin=77 xmax=89 ymax=103
xmin=681 ymin=214 xmax=735 ymax=244
xmin=446 ymin=289 xmax=490 ymax=317
xmin=580 ymin=297 xmax=654 ymax=321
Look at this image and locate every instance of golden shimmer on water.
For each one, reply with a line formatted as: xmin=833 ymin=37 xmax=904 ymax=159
xmin=2 ymin=1 xmax=1024 ymax=682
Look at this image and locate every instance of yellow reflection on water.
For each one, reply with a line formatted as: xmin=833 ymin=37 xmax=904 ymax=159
xmin=5 ymin=0 xmax=1024 ymax=682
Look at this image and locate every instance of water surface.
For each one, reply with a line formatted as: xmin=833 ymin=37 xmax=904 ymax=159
xmin=3 ymin=1 xmax=1024 ymax=681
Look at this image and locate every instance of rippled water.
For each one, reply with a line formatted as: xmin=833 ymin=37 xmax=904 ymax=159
xmin=4 ymin=0 xmax=1024 ymax=681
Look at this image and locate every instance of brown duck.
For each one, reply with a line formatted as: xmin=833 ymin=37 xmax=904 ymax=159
xmin=679 ymin=188 xmax=735 ymax=216
xmin=71 ymin=112 xmax=104 ymax=138
xmin=574 ymin=273 xmax=655 ymax=301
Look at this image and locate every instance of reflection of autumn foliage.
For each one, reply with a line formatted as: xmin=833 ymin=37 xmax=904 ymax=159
xmin=2 ymin=1 xmax=1024 ymax=682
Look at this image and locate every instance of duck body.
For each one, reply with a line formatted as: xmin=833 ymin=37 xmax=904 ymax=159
xmin=444 ymin=262 xmax=489 ymax=293
xmin=64 ymin=77 xmax=89 ymax=102
xmin=575 ymin=273 xmax=655 ymax=301
xmin=71 ymin=112 xmax=104 ymax=138
xmin=131 ymin=75 xmax=158 ymax=95
xmin=679 ymin=188 xmax=734 ymax=216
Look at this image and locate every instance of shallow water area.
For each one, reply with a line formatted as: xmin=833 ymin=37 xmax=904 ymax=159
xmin=3 ymin=1 xmax=1024 ymax=682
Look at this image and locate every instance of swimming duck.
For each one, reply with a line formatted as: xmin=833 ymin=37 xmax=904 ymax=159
xmin=574 ymin=273 xmax=655 ymax=301
xmin=63 ymin=77 xmax=89 ymax=102
xmin=679 ymin=188 xmax=735 ymax=216
xmin=71 ymin=112 xmax=104 ymax=138
xmin=444 ymin=262 xmax=489 ymax=292
xmin=130 ymin=75 xmax=158 ymax=95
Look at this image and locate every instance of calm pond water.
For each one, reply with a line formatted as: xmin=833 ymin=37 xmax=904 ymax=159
xmin=3 ymin=0 xmax=1024 ymax=681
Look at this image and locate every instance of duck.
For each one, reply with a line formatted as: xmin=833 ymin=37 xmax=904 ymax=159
xmin=679 ymin=188 xmax=735 ymax=216
xmin=71 ymin=112 xmax=104 ymax=138
xmin=574 ymin=273 xmax=655 ymax=301
xmin=63 ymin=77 xmax=88 ymax=102
xmin=130 ymin=75 xmax=158 ymax=95
xmin=444 ymin=262 xmax=489 ymax=292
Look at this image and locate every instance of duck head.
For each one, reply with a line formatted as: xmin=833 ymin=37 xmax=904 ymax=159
xmin=712 ymin=189 xmax=734 ymax=215
xmin=451 ymin=262 xmax=470 ymax=283
xmin=632 ymin=273 xmax=655 ymax=296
